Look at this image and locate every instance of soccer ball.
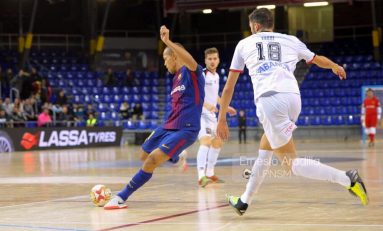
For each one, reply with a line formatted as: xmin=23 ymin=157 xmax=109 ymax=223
xmin=90 ymin=184 xmax=112 ymax=207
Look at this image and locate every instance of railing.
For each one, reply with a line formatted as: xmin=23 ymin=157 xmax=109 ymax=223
xmin=0 ymin=34 xmax=85 ymax=51
xmin=101 ymin=30 xmax=157 ymax=37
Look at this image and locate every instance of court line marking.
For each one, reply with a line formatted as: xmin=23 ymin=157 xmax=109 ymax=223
xmin=97 ymin=204 xmax=229 ymax=231
xmin=0 ymin=223 xmax=90 ymax=231
xmin=0 ymin=183 xmax=174 ymax=209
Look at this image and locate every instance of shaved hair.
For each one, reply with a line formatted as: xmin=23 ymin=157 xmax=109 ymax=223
xmin=164 ymin=42 xmax=184 ymax=56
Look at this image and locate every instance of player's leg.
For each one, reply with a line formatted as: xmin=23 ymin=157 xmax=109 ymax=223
xmin=105 ymin=148 xmax=170 ymax=210
xmin=206 ymin=136 xmax=224 ymax=183
xmin=197 ymin=136 xmax=213 ymax=187
xmin=369 ymin=127 xmax=376 ymax=146
xmin=227 ymin=134 xmax=273 ymax=215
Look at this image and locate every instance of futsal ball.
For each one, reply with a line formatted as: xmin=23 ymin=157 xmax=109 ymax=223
xmin=242 ymin=168 xmax=252 ymax=179
xmin=90 ymin=184 xmax=112 ymax=207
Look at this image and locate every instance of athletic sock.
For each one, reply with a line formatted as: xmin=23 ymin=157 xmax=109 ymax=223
xmin=291 ymin=158 xmax=351 ymax=187
xmin=197 ymin=145 xmax=209 ymax=180
xmin=206 ymin=147 xmax=221 ymax=177
xmin=240 ymin=150 xmax=273 ymax=204
xmin=117 ymin=169 xmax=153 ymax=201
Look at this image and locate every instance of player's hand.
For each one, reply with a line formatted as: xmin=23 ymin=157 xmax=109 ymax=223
xmin=217 ymin=119 xmax=230 ymax=141
xmin=160 ymin=25 xmax=170 ymax=44
xmin=332 ymin=64 xmax=346 ymax=80
xmin=227 ymin=106 xmax=237 ymax=116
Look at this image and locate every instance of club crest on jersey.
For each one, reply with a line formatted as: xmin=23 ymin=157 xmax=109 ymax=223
xmin=171 ymin=84 xmax=186 ymax=95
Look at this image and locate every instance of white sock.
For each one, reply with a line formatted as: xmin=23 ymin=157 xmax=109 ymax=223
xmin=206 ymin=147 xmax=221 ymax=177
xmin=291 ymin=158 xmax=351 ymax=187
xmin=197 ymin=145 xmax=210 ymax=180
xmin=240 ymin=150 xmax=273 ymax=204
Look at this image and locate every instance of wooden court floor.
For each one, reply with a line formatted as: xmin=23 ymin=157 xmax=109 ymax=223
xmin=0 ymin=140 xmax=382 ymax=231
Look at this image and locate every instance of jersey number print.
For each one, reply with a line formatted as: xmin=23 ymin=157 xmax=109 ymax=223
xmin=256 ymin=42 xmax=281 ymax=62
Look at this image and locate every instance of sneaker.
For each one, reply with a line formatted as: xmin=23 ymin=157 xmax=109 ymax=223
xmin=104 ymin=196 xmax=128 ymax=210
xmin=198 ymin=176 xmax=212 ymax=188
xmin=242 ymin=168 xmax=252 ymax=179
xmin=226 ymin=194 xmax=248 ymax=216
xmin=346 ymin=169 xmax=369 ymax=206
xmin=208 ymin=175 xmax=225 ymax=183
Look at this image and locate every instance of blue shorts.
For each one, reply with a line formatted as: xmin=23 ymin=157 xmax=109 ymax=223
xmin=141 ymin=127 xmax=198 ymax=163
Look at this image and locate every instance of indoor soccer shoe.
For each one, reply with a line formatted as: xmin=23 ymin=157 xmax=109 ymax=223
xmin=104 ymin=196 xmax=128 ymax=210
xmin=226 ymin=194 xmax=248 ymax=216
xmin=346 ymin=169 xmax=369 ymax=206
xmin=208 ymin=175 xmax=225 ymax=183
xmin=198 ymin=176 xmax=212 ymax=188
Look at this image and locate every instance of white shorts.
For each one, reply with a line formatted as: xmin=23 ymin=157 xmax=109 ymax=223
xmin=198 ymin=113 xmax=217 ymax=139
xmin=256 ymin=93 xmax=301 ymax=149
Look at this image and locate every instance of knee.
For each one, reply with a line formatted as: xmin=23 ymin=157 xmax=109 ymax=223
xmin=142 ymin=155 xmax=158 ymax=171
xmin=200 ymin=137 xmax=212 ymax=147
xmin=139 ymin=150 xmax=149 ymax=162
xmin=211 ymin=137 xmax=222 ymax=149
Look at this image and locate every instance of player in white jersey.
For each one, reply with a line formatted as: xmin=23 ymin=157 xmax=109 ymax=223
xmin=196 ymin=47 xmax=237 ymax=187
xmin=216 ymin=8 xmax=368 ymax=215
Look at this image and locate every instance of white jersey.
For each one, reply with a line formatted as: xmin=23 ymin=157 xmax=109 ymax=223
xmin=202 ymin=69 xmax=220 ymax=115
xmin=230 ymin=32 xmax=315 ymax=100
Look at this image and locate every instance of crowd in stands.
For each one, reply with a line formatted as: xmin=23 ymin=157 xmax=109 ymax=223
xmin=0 ymin=66 xmax=145 ymax=128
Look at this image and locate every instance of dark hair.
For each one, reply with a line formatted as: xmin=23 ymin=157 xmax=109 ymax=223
xmin=204 ymin=47 xmax=219 ymax=58
xmin=248 ymin=8 xmax=274 ymax=29
xmin=367 ymin=88 xmax=374 ymax=93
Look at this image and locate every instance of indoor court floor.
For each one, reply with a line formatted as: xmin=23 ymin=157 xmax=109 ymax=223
xmin=0 ymin=140 xmax=382 ymax=231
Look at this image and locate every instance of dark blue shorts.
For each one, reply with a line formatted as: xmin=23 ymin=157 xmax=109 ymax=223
xmin=141 ymin=127 xmax=198 ymax=163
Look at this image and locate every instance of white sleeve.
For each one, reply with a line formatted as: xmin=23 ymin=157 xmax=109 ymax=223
xmin=229 ymin=41 xmax=245 ymax=72
xmin=295 ymin=37 xmax=315 ymax=64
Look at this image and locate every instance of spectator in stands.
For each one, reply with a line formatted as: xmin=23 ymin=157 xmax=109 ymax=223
xmin=12 ymin=98 xmax=24 ymax=115
xmin=10 ymin=69 xmax=25 ymax=98
xmin=86 ymin=104 xmax=95 ymax=117
xmin=0 ymin=98 xmax=3 ymax=110
xmin=103 ymin=68 xmax=116 ymax=86
xmin=123 ymin=68 xmax=135 ymax=87
xmin=119 ymin=102 xmax=132 ymax=120
xmin=40 ymin=79 xmax=52 ymax=103
xmin=73 ymin=104 xmax=85 ymax=123
xmin=132 ymin=103 xmax=144 ymax=122
xmin=23 ymin=98 xmax=36 ymax=121
xmin=57 ymin=105 xmax=74 ymax=127
xmin=2 ymin=97 xmax=13 ymax=115
xmin=30 ymin=67 xmax=42 ymax=95
xmin=20 ymin=70 xmax=33 ymax=100
xmin=37 ymin=107 xmax=52 ymax=127
xmin=10 ymin=107 xmax=25 ymax=127
xmin=238 ymin=110 xmax=247 ymax=144
xmin=0 ymin=109 xmax=8 ymax=128
xmin=86 ymin=113 xmax=97 ymax=127
xmin=56 ymin=90 xmax=68 ymax=106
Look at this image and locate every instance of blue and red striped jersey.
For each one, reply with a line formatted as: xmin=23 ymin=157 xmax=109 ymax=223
xmin=163 ymin=65 xmax=205 ymax=131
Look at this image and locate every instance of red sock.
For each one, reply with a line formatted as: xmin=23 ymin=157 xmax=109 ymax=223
xmin=368 ymin=134 xmax=374 ymax=142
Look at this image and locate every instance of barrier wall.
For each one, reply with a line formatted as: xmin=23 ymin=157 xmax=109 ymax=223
xmin=0 ymin=127 xmax=122 ymax=153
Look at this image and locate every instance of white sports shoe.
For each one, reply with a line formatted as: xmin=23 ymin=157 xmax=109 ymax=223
xmin=104 ymin=195 xmax=128 ymax=210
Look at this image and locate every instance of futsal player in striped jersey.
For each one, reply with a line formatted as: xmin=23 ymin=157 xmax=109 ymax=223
xmin=105 ymin=25 xmax=205 ymax=209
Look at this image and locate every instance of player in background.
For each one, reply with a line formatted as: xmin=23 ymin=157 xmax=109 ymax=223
xmin=104 ymin=25 xmax=205 ymax=209
xmin=362 ymin=88 xmax=382 ymax=147
xmin=217 ymin=8 xmax=368 ymax=216
xmin=195 ymin=47 xmax=237 ymax=187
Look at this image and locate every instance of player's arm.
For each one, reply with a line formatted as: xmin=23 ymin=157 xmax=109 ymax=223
xmin=361 ymin=104 xmax=366 ymax=126
xmin=203 ymin=102 xmax=218 ymax=113
xmin=378 ymin=101 xmax=382 ymax=121
xmin=311 ymin=55 xmax=346 ymax=80
xmin=160 ymin=25 xmax=198 ymax=71
xmin=217 ymin=96 xmax=237 ymax=116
